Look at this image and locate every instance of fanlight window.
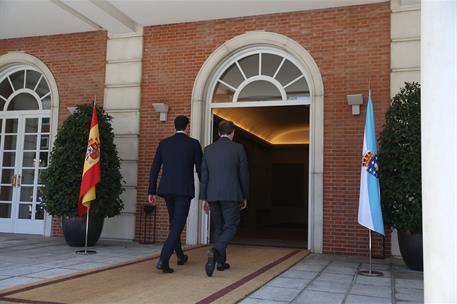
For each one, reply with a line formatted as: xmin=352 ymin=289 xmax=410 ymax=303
xmin=212 ymin=50 xmax=310 ymax=103
xmin=0 ymin=67 xmax=51 ymax=111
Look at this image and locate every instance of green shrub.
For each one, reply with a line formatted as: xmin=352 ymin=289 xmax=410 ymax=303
xmin=41 ymin=104 xmax=124 ymax=218
xmin=379 ymin=82 xmax=421 ymax=233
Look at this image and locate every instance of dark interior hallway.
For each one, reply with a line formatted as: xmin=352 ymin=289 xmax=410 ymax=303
xmin=211 ymin=106 xmax=309 ymax=248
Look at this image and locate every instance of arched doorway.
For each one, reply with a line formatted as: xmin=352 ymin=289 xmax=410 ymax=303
xmin=0 ymin=53 xmax=59 ymax=236
xmin=189 ymin=31 xmax=324 ymax=252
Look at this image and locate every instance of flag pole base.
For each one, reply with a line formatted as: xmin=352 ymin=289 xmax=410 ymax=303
xmin=75 ymin=250 xmax=97 ymax=255
xmin=75 ymin=206 xmax=96 ymax=255
xmin=358 ymin=270 xmax=383 ymax=277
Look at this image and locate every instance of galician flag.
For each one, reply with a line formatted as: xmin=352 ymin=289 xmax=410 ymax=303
xmin=358 ymin=93 xmax=384 ymax=235
xmin=77 ymin=104 xmax=101 ymax=216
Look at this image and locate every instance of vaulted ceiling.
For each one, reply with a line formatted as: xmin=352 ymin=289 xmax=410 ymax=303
xmin=214 ymin=105 xmax=309 ymax=145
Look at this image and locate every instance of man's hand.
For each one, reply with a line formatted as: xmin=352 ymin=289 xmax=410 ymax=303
xmin=202 ymin=200 xmax=209 ymax=214
xmin=147 ymin=194 xmax=157 ymax=206
xmin=240 ymin=200 xmax=247 ymax=210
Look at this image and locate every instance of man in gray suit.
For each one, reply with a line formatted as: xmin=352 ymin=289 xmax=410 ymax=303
xmin=200 ymin=120 xmax=249 ymax=277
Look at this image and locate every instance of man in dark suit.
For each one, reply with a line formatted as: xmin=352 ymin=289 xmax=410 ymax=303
xmin=148 ymin=115 xmax=202 ymax=273
xmin=200 ymin=120 xmax=249 ymax=277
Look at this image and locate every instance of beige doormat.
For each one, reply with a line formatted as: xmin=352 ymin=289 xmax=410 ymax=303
xmin=0 ymin=245 xmax=309 ymax=304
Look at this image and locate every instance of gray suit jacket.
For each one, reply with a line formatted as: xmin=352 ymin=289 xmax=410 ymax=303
xmin=199 ymin=137 xmax=249 ymax=202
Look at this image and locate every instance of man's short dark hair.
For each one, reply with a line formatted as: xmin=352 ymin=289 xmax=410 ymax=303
xmin=174 ymin=115 xmax=189 ymax=131
xmin=218 ymin=120 xmax=235 ymax=135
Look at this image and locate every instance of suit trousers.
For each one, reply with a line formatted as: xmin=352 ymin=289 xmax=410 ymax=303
xmin=209 ymin=201 xmax=240 ymax=264
xmin=159 ymin=195 xmax=191 ymax=265
xmin=165 ymin=196 xmax=187 ymax=259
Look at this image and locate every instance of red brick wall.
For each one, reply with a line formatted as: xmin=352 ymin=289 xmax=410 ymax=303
xmin=138 ymin=2 xmax=391 ymax=256
xmin=0 ymin=31 xmax=107 ymax=236
xmin=0 ymin=31 xmax=107 ymax=125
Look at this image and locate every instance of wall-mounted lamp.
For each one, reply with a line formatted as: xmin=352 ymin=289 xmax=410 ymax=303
xmin=152 ymin=102 xmax=169 ymax=122
xmin=346 ymin=94 xmax=363 ymax=115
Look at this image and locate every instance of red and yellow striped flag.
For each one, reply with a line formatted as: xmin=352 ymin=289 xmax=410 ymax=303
xmin=77 ymin=105 xmax=101 ymax=216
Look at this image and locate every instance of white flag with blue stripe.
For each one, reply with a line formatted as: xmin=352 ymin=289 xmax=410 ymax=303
xmin=358 ymin=93 xmax=384 ymax=235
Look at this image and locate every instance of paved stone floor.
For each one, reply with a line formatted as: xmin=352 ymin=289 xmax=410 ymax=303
xmin=240 ymin=254 xmax=423 ymax=304
xmin=0 ymin=233 xmax=161 ymax=290
xmin=0 ymin=233 xmax=423 ymax=303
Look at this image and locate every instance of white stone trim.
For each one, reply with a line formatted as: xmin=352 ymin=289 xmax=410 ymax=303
xmin=104 ymin=86 xmax=141 ymax=110
xmin=391 ymin=0 xmax=421 ymax=12
xmin=391 ymin=67 xmax=420 ymax=72
xmin=390 ymin=0 xmax=421 ymax=256
xmin=0 ymin=52 xmax=60 ymax=237
xmin=390 ymin=0 xmax=421 ymax=99
xmin=105 ymin=61 xmax=142 ymax=85
xmin=114 ymin=135 xmax=138 ymax=161
xmin=107 ymin=58 xmax=143 ymax=64
xmin=108 ymin=27 xmax=143 ymax=39
xmin=391 ymin=40 xmax=420 ymax=70
xmin=189 ymin=31 xmax=324 ymax=253
xmin=102 ymin=31 xmax=143 ymax=240
xmin=106 ymin=83 xmax=141 ymax=88
xmin=391 ymin=37 xmax=420 ymax=42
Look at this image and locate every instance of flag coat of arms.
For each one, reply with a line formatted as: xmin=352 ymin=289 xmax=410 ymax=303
xmin=78 ymin=105 xmax=101 ymax=216
xmin=358 ymin=94 xmax=384 ymax=235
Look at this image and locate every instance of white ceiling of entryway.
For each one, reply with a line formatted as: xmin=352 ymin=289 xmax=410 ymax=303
xmin=214 ymin=105 xmax=310 ymax=145
xmin=0 ymin=0 xmax=385 ymax=39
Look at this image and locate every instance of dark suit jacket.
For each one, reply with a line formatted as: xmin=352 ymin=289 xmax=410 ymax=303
xmin=148 ymin=133 xmax=202 ymax=198
xmin=199 ymin=137 xmax=249 ymax=202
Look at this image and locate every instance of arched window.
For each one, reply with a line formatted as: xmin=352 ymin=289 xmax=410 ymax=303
xmin=0 ymin=66 xmax=52 ymax=111
xmin=211 ymin=48 xmax=310 ymax=104
xmin=0 ymin=64 xmax=52 ymax=235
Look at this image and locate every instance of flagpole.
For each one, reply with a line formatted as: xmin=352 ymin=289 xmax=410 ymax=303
xmin=84 ymin=204 xmax=90 ymax=253
xmin=358 ymin=229 xmax=383 ymax=276
xmin=76 ymin=204 xmax=97 ymax=255
xmin=358 ymin=90 xmax=384 ymax=277
xmin=76 ymin=100 xmax=100 ymax=255
xmin=368 ymin=230 xmax=372 ymax=273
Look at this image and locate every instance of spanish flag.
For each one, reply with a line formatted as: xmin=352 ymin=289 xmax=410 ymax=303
xmin=78 ymin=104 xmax=101 ymax=216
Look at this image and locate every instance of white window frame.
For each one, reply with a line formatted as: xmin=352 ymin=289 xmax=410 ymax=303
xmin=1 ymin=66 xmax=52 ymax=112
xmin=0 ymin=52 xmax=59 ymax=237
xmin=209 ymin=47 xmax=311 ymax=107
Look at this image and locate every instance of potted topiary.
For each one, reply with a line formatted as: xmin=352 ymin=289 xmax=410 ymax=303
xmin=378 ymin=82 xmax=422 ymax=271
xmin=41 ymin=104 xmax=124 ymax=246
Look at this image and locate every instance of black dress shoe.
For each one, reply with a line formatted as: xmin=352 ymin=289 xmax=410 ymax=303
xmin=156 ymin=261 xmax=174 ymax=273
xmin=217 ymin=263 xmax=230 ymax=271
xmin=177 ymin=255 xmax=188 ymax=265
xmin=205 ymin=248 xmax=218 ymax=277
